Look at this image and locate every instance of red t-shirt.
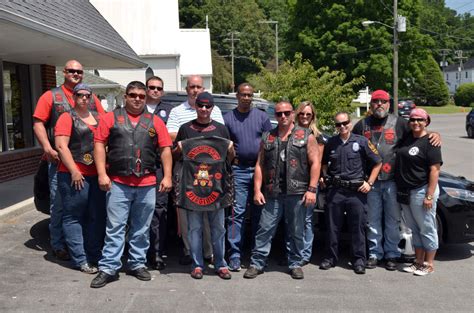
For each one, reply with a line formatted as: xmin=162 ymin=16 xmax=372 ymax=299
xmin=33 ymin=84 xmax=105 ymax=123
xmin=95 ymin=110 xmax=172 ymax=186
xmin=55 ymin=112 xmax=101 ymax=176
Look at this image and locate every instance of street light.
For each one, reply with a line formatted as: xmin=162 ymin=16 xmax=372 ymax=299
xmin=259 ymin=20 xmax=279 ymax=72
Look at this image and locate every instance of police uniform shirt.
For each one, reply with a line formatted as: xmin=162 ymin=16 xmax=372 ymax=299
xmin=323 ymin=133 xmax=381 ymax=180
xmin=147 ymin=101 xmax=174 ymax=124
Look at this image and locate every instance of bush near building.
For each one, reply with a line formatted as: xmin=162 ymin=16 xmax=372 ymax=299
xmin=454 ymin=83 xmax=474 ymax=107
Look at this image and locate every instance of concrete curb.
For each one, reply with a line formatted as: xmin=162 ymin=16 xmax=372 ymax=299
xmin=0 ymin=197 xmax=35 ymax=221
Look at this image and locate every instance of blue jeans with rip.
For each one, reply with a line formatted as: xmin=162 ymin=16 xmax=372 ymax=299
xmin=99 ymin=182 xmax=155 ymax=275
xmin=58 ymin=173 xmax=106 ymax=267
xmin=48 ymin=162 xmax=65 ymax=251
xmin=400 ymin=184 xmax=440 ymax=251
xmin=226 ymin=165 xmax=263 ymax=261
xmin=187 ymin=209 xmax=227 ymax=270
xmin=367 ymin=179 xmax=401 ymax=260
xmin=250 ymin=194 xmax=306 ymax=270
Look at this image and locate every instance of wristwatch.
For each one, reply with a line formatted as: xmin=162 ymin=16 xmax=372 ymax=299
xmin=307 ymin=186 xmax=317 ymax=193
xmin=367 ymin=181 xmax=374 ymax=187
xmin=425 ymin=194 xmax=433 ymax=200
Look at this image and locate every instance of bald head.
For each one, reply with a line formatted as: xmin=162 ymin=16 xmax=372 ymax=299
xmin=185 ymin=75 xmax=204 ymax=106
xmin=63 ymin=60 xmax=84 ymax=88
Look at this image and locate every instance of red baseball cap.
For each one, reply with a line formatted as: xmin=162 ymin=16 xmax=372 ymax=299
xmin=371 ymin=90 xmax=390 ymax=101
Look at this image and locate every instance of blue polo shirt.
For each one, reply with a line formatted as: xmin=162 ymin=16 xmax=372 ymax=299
xmin=224 ymin=108 xmax=272 ymax=165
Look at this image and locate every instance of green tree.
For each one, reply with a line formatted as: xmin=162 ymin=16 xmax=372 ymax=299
xmin=412 ymin=54 xmax=449 ymax=106
xmin=211 ymin=49 xmax=232 ymax=93
xmin=248 ymin=53 xmax=365 ymax=129
xmin=454 ymin=83 xmax=474 ymax=107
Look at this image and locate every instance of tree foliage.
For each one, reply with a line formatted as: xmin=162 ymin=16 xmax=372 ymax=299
xmin=248 ymin=53 xmax=365 ymax=129
xmin=412 ymin=54 xmax=450 ymax=106
xmin=454 ymin=83 xmax=474 ymax=107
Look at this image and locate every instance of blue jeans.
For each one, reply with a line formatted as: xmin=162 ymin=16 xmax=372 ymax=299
xmin=58 ymin=173 xmax=106 ymax=267
xmin=250 ymin=194 xmax=306 ymax=270
xmin=99 ymin=182 xmax=155 ymax=275
xmin=226 ymin=165 xmax=263 ymax=261
xmin=284 ymin=203 xmax=315 ymax=263
xmin=367 ymin=180 xmax=401 ymax=260
xmin=187 ymin=209 xmax=227 ymax=270
xmin=400 ymin=184 xmax=440 ymax=251
xmin=48 ymin=162 xmax=64 ymax=250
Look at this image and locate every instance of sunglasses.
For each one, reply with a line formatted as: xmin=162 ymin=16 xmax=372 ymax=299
xmin=371 ymin=99 xmax=388 ymax=104
xmin=298 ymin=113 xmax=313 ymax=118
xmin=275 ymin=111 xmax=292 ymax=117
xmin=75 ymin=93 xmax=91 ymax=99
xmin=188 ymin=85 xmax=203 ymax=89
xmin=127 ymin=93 xmax=146 ymax=100
xmin=409 ymin=118 xmax=426 ymax=123
xmin=65 ymin=69 xmax=84 ymax=75
xmin=196 ymin=102 xmax=213 ymax=109
xmin=148 ymin=86 xmax=163 ymax=91
xmin=335 ymin=120 xmax=351 ymax=127
xmin=238 ymin=93 xmax=253 ymax=98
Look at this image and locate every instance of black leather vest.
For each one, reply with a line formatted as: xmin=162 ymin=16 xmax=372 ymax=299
xmin=362 ymin=114 xmax=398 ymax=180
xmin=107 ymin=108 xmax=157 ymax=177
xmin=175 ymin=136 xmax=232 ymax=212
xmin=262 ymin=126 xmax=310 ymax=197
xmin=69 ymin=111 xmax=99 ymax=165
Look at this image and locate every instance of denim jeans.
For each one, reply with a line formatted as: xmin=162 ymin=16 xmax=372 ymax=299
xmin=284 ymin=203 xmax=315 ymax=263
xmin=58 ymin=173 xmax=106 ymax=267
xmin=149 ymin=166 xmax=169 ymax=259
xmin=250 ymin=194 xmax=306 ymax=270
xmin=187 ymin=209 xmax=227 ymax=270
xmin=400 ymin=184 xmax=440 ymax=251
xmin=48 ymin=162 xmax=65 ymax=250
xmin=99 ymin=182 xmax=155 ymax=275
xmin=367 ymin=179 xmax=401 ymax=260
xmin=226 ymin=165 xmax=263 ymax=261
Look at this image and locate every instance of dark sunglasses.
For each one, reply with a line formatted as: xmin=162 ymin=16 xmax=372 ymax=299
xmin=409 ymin=118 xmax=426 ymax=123
xmin=127 ymin=93 xmax=146 ymax=100
xmin=148 ymin=86 xmax=163 ymax=91
xmin=75 ymin=93 xmax=91 ymax=99
xmin=371 ymin=99 xmax=388 ymax=104
xmin=298 ymin=113 xmax=313 ymax=118
xmin=335 ymin=120 xmax=351 ymax=127
xmin=275 ymin=111 xmax=292 ymax=117
xmin=196 ymin=102 xmax=213 ymax=109
xmin=65 ymin=69 xmax=84 ymax=75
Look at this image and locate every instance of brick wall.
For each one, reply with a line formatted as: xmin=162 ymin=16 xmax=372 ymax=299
xmin=0 ymin=148 xmax=43 ymax=183
xmin=41 ymin=64 xmax=57 ymax=92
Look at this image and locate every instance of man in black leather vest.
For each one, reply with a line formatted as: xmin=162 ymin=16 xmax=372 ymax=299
xmin=243 ymin=101 xmax=321 ymax=280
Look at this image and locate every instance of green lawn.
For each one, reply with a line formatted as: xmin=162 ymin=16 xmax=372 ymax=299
xmin=418 ymin=105 xmax=470 ymax=114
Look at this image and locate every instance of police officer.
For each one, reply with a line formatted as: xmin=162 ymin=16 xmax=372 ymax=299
xmin=319 ymin=112 xmax=382 ymax=274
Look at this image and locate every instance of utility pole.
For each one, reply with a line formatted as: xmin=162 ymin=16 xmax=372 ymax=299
xmin=454 ymin=50 xmax=467 ymax=91
xmin=224 ymin=32 xmax=240 ymax=92
xmin=393 ymin=0 xmax=399 ymax=115
xmin=258 ymin=20 xmax=279 ymax=72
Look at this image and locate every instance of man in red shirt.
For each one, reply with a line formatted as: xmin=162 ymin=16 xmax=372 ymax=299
xmin=90 ymin=81 xmax=172 ymax=288
xmin=33 ymin=60 xmax=104 ymax=260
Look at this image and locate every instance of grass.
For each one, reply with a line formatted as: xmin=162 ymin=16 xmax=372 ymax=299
xmin=418 ymin=105 xmax=471 ymax=114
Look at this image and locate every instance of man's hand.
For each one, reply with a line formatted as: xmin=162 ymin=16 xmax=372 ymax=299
xmin=45 ymin=147 xmax=60 ymax=163
xmin=98 ymin=174 xmax=112 ymax=191
xmin=70 ymin=171 xmax=85 ymax=191
xmin=319 ymin=177 xmax=326 ymax=189
xmin=358 ymin=181 xmax=372 ymax=194
xmin=428 ymin=132 xmax=441 ymax=147
xmin=302 ymin=191 xmax=316 ymax=207
xmin=253 ymin=190 xmax=266 ymax=206
xmin=159 ymin=176 xmax=172 ymax=193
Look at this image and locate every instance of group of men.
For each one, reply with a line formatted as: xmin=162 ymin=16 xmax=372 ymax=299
xmin=33 ymin=59 xmax=427 ymax=288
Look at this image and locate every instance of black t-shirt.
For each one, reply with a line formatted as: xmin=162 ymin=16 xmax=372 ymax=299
xmin=176 ymin=120 xmax=230 ymax=141
xmin=395 ymin=134 xmax=443 ymax=189
xmin=353 ymin=114 xmax=411 ymax=147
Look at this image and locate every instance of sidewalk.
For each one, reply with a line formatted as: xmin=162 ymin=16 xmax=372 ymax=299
xmin=0 ymin=174 xmax=35 ymax=220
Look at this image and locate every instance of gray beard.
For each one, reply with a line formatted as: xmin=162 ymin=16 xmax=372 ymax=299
xmin=373 ymin=109 xmax=388 ymax=119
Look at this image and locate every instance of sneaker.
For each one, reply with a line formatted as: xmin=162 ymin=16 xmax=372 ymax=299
xmin=216 ymin=267 xmax=232 ymax=280
xmin=191 ymin=267 xmax=203 ymax=279
xmin=403 ymin=262 xmax=423 ymax=273
xmin=127 ymin=267 xmax=151 ymax=281
xmin=53 ymin=249 xmax=71 ymax=261
xmin=385 ymin=258 xmax=397 ymax=271
xmin=204 ymin=255 xmax=214 ymax=265
xmin=319 ymin=259 xmax=334 ymax=270
xmin=414 ymin=264 xmax=434 ymax=276
xmin=243 ymin=266 xmax=263 ymax=279
xmin=80 ymin=263 xmax=98 ymax=274
xmin=290 ymin=267 xmax=304 ymax=279
xmin=365 ymin=257 xmax=378 ymax=269
xmin=179 ymin=254 xmax=192 ymax=265
xmin=90 ymin=271 xmax=118 ymax=288
xmin=228 ymin=258 xmax=241 ymax=272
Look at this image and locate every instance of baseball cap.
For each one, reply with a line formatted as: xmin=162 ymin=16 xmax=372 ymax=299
xmin=371 ymin=90 xmax=390 ymax=101
xmin=196 ymin=92 xmax=214 ymax=106
xmin=73 ymin=83 xmax=92 ymax=94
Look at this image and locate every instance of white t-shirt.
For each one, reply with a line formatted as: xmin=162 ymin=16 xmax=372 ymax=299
xmin=166 ymin=100 xmax=225 ymax=133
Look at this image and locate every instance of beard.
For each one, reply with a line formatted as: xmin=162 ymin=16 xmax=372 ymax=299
xmin=373 ymin=107 xmax=388 ymax=119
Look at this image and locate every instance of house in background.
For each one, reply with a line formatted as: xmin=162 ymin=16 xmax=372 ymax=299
xmin=444 ymin=58 xmax=474 ymax=94
xmin=0 ymin=0 xmax=144 ymax=182
xmin=90 ymin=0 xmax=213 ymax=92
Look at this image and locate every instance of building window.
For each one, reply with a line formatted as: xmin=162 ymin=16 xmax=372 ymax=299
xmin=466 ymin=71 xmax=469 ymax=79
xmin=145 ymin=67 xmax=154 ymax=80
xmin=446 ymin=73 xmax=448 ymax=80
xmin=456 ymin=72 xmax=458 ymax=79
xmin=1 ymin=62 xmax=33 ymax=151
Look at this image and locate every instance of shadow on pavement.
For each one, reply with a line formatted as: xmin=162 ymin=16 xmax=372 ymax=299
xmin=436 ymin=243 xmax=473 ymax=262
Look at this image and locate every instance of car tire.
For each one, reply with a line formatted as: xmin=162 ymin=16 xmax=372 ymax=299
xmin=436 ymin=212 xmax=444 ymax=244
xmin=467 ymin=125 xmax=474 ymax=138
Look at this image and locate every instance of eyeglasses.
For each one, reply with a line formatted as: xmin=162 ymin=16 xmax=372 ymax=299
xmin=75 ymin=93 xmax=91 ymax=99
xmin=65 ymin=69 xmax=84 ymax=75
xmin=409 ymin=118 xmax=426 ymax=123
xmin=188 ymin=85 xmax=203 ymax=89
xmin=275 ymin=111 xmax=292 ymax=117
xmin=196 ymin=102 xmax=213 ymax=109
xmin=127 ymin=93 xmax=146 ymax=100
xmin=298 ymin=113 xmax=313 ymax=118
xmin=371 ymin=99 xmax=388 ymax=104
xmin=335 ymin=120 xmax=351 ymax=127
xmin=238 ymin=93 xmax=253 ymax=98
xmin=148 ymin=86 xmax=163 ymax=91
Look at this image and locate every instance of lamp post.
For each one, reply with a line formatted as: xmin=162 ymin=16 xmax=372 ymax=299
xmin=259 ymin=20 xmax=279 ymax=72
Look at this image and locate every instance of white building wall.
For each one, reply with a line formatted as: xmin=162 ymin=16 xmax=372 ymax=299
xmin=444 ymin=68 xmax=474 ymax=94
xmin=145 ymin=57 xmax=180 ymax=91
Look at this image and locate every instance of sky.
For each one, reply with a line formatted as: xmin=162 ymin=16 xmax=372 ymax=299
xmin=445 ymin=0 xmax=474 ymax=14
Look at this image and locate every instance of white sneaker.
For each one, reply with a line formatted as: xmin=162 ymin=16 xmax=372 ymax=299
xmin=403 ymin=262 xmax=422 ymax=273
xmin=413 ymin=264 xmax=434 ymax=276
